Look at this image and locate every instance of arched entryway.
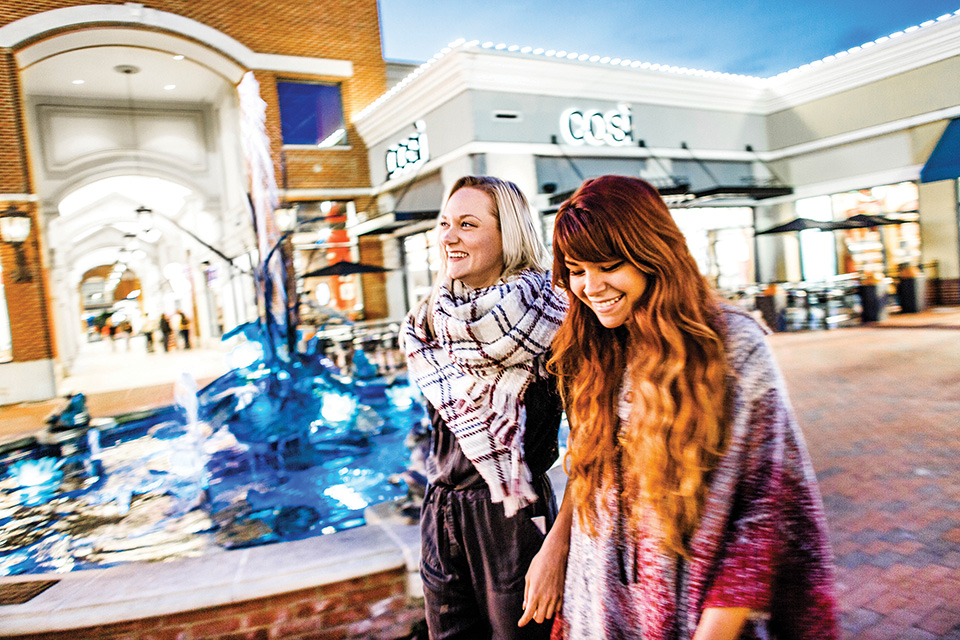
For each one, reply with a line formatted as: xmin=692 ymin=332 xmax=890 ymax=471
xmin=15 ymin=26 xmax=259 ymax=380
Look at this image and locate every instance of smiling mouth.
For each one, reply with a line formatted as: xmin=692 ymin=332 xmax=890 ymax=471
xmin=591 ymin=294 xmax=624 ymax=311
xmin=447 ymin=251 xmax=467 ymax=259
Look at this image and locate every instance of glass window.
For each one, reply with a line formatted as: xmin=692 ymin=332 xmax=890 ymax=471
xmin=403 ymin=231 xmax=441 ymax=310
xmin=832 ymin=182 xmax=920 ymax=275
xmin=276 ymin=82 xmax=346 ymax=147
xmin=670 ymin=207 xmax=755 ymax=291
xmin=796 ymin=196 xmax=837 ymax=282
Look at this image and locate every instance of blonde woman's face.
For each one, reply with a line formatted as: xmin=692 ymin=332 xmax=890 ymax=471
xmin=565 ymin=258 xmax=647 ymax=328
xmin=439 ymin=188 xmax=504 ymax=289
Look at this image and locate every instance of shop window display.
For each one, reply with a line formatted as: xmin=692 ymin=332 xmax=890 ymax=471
xmin=670 ymin=207 xmax=754 ymax=292
xmin=833 ymin=182 xmax=920 ymax=276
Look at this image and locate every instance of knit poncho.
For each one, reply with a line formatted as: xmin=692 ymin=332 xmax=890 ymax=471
xmin=554 ymin=306 xmax=838 ymax=640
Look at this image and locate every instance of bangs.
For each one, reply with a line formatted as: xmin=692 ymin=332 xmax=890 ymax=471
xmin=553 ymin=205 xmax=622 ymax=266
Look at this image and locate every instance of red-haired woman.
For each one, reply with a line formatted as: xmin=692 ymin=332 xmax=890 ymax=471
xmin=523 ymin=175 xmax=837 ymax=639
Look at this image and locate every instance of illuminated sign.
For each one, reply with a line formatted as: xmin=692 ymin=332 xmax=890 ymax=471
xmin=559 ymin=104 xmax=633 ymax=147
xmin=385 ymin=120 xmax=429 ymax=179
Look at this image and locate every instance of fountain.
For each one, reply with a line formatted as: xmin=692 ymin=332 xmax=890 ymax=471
xmin=0 ymin=74 xmax=430 ymax=638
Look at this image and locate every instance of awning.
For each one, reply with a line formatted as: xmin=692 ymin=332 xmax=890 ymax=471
xmin=920 ymin=118 xmax=960 ymax=183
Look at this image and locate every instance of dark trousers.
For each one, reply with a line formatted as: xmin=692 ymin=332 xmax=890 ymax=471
xmin=420 ymin=475 xmax=558 ymax=640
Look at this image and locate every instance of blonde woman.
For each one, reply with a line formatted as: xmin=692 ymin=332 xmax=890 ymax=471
xmin=531 ymin=176 xmax=837 ymax=639
xmin=403 ymin=176 xmax=567 ymax=639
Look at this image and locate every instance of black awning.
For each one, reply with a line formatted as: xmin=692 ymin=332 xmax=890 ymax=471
xmin=690 ymin=185 xmax=793 ymax=201
xmin=921 ymin=118 xmax=960 ymax=183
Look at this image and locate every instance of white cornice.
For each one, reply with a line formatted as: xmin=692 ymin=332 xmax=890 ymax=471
xmin=352 ymin=52 xmax=470 ymax=147
xmin=355 ymin=15 xmax=960 ymax=148
xmin=764 ymin=15 xmax=960 ymax=112
xmin=353 ymin=48 xmax=766 ymax=148
xmin=1 ymin=5 xmax=352 ymax=78
xmin=462 ymin=52 xmax=767 ymax=112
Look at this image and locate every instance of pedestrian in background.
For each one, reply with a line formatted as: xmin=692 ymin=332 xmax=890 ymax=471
xmin=177 ymin=310 xmax=191 ymax=349
xmin=159 ymin=314 xmax=172 ymax=352
xmin=403 ymin=175 xmax=568 ymax=640
xmin=143 ymin=315 xmax=158 ymax=353
xmin=524 ymin=176 xmax=837 ymax=640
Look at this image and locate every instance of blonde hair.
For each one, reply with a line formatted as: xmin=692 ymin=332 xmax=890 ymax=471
xmin=415 ymin=176 xmax=547 ymax=333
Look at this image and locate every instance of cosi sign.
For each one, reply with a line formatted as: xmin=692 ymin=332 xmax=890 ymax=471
xmin=559 ymin=104 xmax=633 ymax=147
xmin=385 ymin=120 xmax=429 ymax=179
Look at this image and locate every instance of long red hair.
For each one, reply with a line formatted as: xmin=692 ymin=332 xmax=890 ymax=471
xmin=550 ymin=175 xmax=728 ymax=557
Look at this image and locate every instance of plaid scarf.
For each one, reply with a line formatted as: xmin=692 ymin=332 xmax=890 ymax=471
xmin=403 ymin=268 xmax=567 ymax=516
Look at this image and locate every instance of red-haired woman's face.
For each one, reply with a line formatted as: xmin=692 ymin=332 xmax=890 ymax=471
xmin=439 ymin=187 xmax=504 ymax=289
xmin=564 ymin=258 xmax=647 ymax=328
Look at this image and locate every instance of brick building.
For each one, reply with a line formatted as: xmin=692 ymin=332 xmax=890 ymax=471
xmin=0 ymin=1 xmax=389 ymax=404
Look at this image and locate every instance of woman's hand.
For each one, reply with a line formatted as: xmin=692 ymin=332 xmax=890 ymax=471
xmin=518 ymin=482 xmax=574 ymax=627
xmin=518 ymin=531 xmax=568 ymax=626
xmin=691 ymin=607 xmax=751 ymax=640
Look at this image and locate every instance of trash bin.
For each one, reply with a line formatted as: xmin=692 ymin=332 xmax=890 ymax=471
xmin=896 ymin=265 xmax=927 ymax=313
xmin=857 ymin=273 xmax=889 ymax=322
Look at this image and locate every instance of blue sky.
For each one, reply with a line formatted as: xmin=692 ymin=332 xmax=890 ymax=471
xmin=379 ymin=1 xmax=960 ymax=77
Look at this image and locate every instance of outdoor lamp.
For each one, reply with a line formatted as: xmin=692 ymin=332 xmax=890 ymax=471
xmin=136 ymin=205 xmax=154 ymax=232
xmin=0 ymin=204 xmax=33 ymax=282
xmin=275 ymin=205 xmax=299 ymax=232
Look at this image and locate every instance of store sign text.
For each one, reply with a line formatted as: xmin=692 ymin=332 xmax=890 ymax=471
xmin=385 ymin=120 xmax=429 ymax=179
xmin=559 ymin=105 xmax=633 ymax=147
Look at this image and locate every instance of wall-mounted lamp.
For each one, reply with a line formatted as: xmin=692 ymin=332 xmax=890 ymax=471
xmin=136 ymin=205 xmax=154 ymax=232
xmin=0 ymin=205 xmax=32 ymax=282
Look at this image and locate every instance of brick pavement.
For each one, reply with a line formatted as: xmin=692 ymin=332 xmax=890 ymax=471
xmin=1 ymin=310 xmax=959 ymax=637
xmin=770 ymin=321 xmax=960 ymax=639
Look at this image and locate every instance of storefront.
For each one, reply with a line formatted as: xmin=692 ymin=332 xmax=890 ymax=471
xmin=354 ymin=17 xmax=960 ymax=317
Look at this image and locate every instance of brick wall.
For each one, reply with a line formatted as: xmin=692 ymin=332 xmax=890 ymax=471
xmin=934 ymin=277 xmax=960 ymax=306
xmin=0 ymin=202 xmax=54 ymax=362
xmin=6 ymin=567 xmax=425 ymax=640
xmin=358 ymin=236 xmax=388 ymax=320
xmin=0 ymin=0 xmax=390 ymax=368
xmin=0 ymin=50 xmax=29 ymax=194
xmin=0 ymin=43 xmax=53 ymax=362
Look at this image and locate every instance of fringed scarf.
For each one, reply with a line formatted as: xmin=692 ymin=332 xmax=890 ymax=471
xmin=403 ymin=268 xmax=567 ymax=516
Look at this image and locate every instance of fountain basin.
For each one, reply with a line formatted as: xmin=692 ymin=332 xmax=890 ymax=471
xmin=0 ymin=466 xmax=568 ymax=638
xmin=0 ymin=501 xmax=423 ymax=638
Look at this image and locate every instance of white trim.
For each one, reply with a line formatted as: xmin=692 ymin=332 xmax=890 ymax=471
xmin=356 ymin=18 xmax=960 ymax=148
xmin=0 ymin=5 xmax=352 ymax=78
xmin=0 ymin=194 xmax=39 ymax=202
xmin=764 ymin=15 xmax=960 ymax=111
xmin=253 ymin=53 xmax=351 ymax=78
xmin=16 ymin=27 xmax=246 ymax=83
xmin=281 ymin=187 xmax=376 ymax=199
xmin=763 ymin=105 xmax=960 ymax=161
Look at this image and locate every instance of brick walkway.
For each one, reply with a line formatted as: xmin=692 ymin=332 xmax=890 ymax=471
xmin=1 ymin=311 xmax=959 ymax=637
xmin=770 ymin=321 xmax=960 ymax=639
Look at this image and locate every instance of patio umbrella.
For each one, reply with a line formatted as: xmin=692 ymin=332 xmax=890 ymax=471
xmin=755 ymin=217 xmax=836 ymax=235
xmin=300 ymin=261 xmax=392 ymax=278
xmin=843 ymin=213 xmax=905 ymax=227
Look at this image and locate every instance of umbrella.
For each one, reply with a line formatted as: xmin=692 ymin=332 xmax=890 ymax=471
xmin=755 ymin=217 xmax=836 ymax=235
xmin=300 ymin=261 xmax=392 ymax=278
xmin=843 ymin=214 xmax=905 ymax=228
